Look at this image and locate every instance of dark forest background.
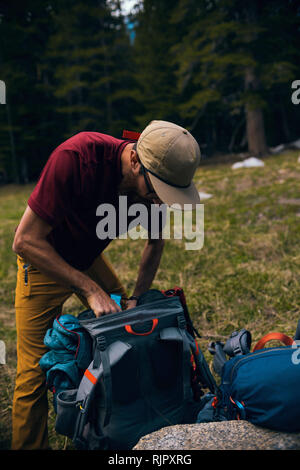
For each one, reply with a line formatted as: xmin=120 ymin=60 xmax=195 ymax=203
xmin=0 ymin=0 xmax=299 ymax=183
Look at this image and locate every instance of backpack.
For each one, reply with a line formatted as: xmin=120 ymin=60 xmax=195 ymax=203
xmin=54 ymin=287 xmax=218 ymax=450
xmin=204 ymin=324 xmax=300 ymax=432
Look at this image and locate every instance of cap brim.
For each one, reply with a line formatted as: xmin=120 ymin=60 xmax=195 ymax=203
xmin=148 ymin=173 xmax=200 ymax=210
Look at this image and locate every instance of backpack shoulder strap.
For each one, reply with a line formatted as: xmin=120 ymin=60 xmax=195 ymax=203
xmin=73 ymin=340 xmax=132 ymax=448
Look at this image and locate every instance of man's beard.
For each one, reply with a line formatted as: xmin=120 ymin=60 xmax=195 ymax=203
xmin=118 ymin=179 xmax=152 ymax=207
xmin=117 ymin=174 xmax=132 ymax=196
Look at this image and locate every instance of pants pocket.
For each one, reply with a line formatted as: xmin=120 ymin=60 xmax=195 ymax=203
xmin=15 ymin=256 xmax=71 ymax=308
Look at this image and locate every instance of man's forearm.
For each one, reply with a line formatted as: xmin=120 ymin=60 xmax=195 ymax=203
xmin=12 ymin=205 xmax=121 ymax=316
xmin=132 ymin=238 xmax=164 ymax=297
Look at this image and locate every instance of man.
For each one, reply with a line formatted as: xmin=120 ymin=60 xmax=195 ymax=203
xmin=11 ymin=120 xmax=201 ymax=449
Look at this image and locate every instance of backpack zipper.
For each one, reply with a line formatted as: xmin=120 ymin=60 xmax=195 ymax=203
xmin=23 ymin=264 xmax=30 ymax=286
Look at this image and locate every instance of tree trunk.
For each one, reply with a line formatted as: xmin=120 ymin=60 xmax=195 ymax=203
xmin=244 ymin=67 xmax=268 ymax=157
xmin=245 ymin=105 xmax=268 ymax=157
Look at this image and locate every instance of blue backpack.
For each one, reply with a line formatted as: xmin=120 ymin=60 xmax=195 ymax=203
xmin=203 ymin=325 xmax=300 ymax=432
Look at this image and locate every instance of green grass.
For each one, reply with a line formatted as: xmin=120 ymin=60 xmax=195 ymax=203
xmin=0 ymin=150 xmax=299 ymax=449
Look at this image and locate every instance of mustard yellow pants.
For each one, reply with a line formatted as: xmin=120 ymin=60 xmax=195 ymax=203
xmin=12 ymin=253 xmax=127 ymax=450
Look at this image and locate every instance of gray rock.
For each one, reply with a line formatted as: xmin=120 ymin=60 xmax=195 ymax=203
xmin=134 ymin=421 xmax=300 ymax=450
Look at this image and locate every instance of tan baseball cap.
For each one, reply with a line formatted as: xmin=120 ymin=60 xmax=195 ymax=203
xmin=137 ymin=120 xmax=201 ymax=209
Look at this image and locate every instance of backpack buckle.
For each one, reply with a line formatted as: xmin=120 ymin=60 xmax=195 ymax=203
xmin=93 ymin=336 xmax=107 ymax=368
xmin=96 ymin=335 xmax=107 ymax=351
xmin=223 ymin=329 xmax=251 ymax=357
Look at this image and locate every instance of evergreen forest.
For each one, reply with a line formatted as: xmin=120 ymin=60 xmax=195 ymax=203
xmin=0 ymin=0 xmax=299 ymax=183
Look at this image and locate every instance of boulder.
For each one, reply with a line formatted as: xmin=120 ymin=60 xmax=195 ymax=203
xmin=134 ymin=421 xmax=300 ymax=450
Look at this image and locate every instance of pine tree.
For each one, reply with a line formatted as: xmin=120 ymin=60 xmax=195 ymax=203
xmin=46 ymin=0 xmax=134 ymax=137
xmin=171 ymin=0 xmax=300 ymax=156
xmin=130 ymin=0 xmax=180 ymax=130
xmin=0 ymin=0 xmax=137 ymax=182
xmin=0 ymin=0 xmax=58 ymax=181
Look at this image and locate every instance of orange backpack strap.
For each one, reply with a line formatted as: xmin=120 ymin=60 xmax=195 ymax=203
xmin=122 ymin=130 xmax=141 ymax=140
xmin=253 ymin=332 xmax=294 ymax=351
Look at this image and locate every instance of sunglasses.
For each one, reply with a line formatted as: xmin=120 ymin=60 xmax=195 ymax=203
xmin=140 ymin=163 xmax=157 ymax=196
xmin=133 ymin=143 xmax=157 ymax=197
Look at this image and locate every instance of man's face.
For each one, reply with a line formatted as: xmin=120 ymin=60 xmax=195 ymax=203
xmin=120 ymin=146 xmax=163 ymax=205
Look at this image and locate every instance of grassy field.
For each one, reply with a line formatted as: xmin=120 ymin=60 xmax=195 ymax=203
xmin=0 ymin=149 xmax=299 ymax=449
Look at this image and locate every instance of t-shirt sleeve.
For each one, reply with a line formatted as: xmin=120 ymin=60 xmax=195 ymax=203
xmin=28 ymin=149 xmax=80 ymax=227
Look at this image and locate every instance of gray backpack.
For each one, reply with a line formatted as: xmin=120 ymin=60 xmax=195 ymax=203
xmin=55 ymin=289 xmax=218 ymax=449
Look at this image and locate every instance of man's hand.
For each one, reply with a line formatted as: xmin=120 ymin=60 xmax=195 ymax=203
xmin=85 ymin=287 xmax=122 ymax=317
xmin=125 ymin=299 xmax=138 ymax=310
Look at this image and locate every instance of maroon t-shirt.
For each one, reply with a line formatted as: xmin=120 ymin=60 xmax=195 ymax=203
xmin=28 ymin=131 xmax=135 ymax=270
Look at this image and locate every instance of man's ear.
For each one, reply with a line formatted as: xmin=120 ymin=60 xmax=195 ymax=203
xmin=130 ymin=148 xmax=141 ymax=174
